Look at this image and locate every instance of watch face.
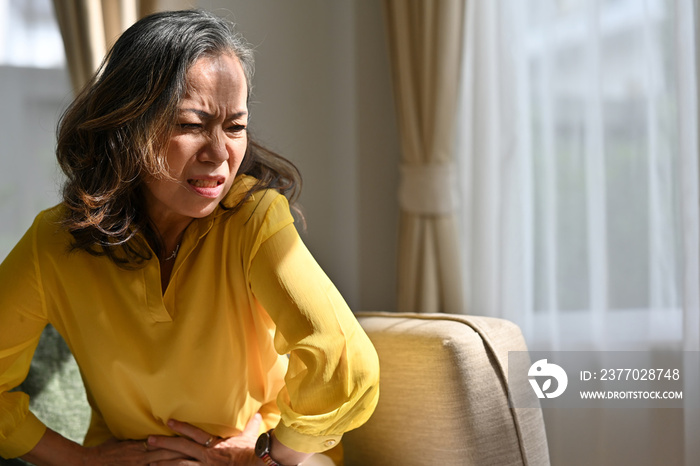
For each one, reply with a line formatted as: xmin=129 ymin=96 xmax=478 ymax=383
xmin=255 ymin=431 xmax=270 ymax=457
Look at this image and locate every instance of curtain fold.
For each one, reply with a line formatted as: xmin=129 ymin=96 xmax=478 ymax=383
xmin=383 ymin=0 xmax=465 ymax=314
xmin=457 ymin=0 xmax=511 ymax=323
xmin=52 ymin=0 xmax=159 ymax=94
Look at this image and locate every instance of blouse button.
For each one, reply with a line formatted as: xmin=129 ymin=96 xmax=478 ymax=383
xmin=324 ymin=439 xmax=337 ymax=448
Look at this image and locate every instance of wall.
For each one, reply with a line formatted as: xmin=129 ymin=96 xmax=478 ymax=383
xmin=199 ymin=0 xmax=401 ymax=312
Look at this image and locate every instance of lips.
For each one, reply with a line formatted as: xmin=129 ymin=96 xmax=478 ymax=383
xmin=189 ymin=179 xmax=220 ymax=188
xmin=187 ymin=177 xmax=225 ymax=198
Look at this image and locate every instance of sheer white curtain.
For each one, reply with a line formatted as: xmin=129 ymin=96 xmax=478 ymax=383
xmin=459 ymin=0 xmax=688 ymax=351
xmin=458 ymin=0 xmax=699 ymax=464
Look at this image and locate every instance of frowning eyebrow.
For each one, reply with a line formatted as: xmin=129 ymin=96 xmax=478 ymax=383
xmin=180 ymin=108 xmax=248 ymax=120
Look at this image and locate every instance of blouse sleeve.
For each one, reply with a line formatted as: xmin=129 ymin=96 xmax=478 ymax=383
xmin=248 ymin=199 xmax=380 ymax=454
xmin=0 ymin=215 xmax=49 ymax=459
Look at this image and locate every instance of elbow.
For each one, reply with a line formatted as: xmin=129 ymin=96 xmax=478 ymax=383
xmin=364 ymin=343 xmax=380 ymax=392
xmin=352 ymin=338 xmax=381 ymax=417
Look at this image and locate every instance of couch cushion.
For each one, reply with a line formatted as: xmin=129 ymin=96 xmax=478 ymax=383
xmin=343 ymin=312 xmax=549 ymax=466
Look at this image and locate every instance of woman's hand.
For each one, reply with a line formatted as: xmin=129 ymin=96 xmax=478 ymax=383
xmin=81 ymin=438 xmax=190 ymax=465
xmin=20 ymin=427 xmax=186 ymax=466
xmin=146 ymin=414 xmax=264 ymax=466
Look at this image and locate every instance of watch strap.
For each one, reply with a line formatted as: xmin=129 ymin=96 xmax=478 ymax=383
xmin=255 ymin=429 xmax=285 ymax=466
xmin=256 ymin=428 xmax=302 ymax=466
xmin=259 ymin=451 xmax=281 ymax=466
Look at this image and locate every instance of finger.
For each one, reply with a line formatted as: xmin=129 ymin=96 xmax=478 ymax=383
xmin=150 ymin=460 xmax=199 ymax=466
xmin=167 ymin=419 xmax=213 ymax=445
xmin=145 ymin=448 xmax=192 ymax=463
xmin=242 ymin=413 xmax=263 ymax=437
xmin=149 ymin=435 xmax=204 ymax=460
xmin=123 ymin=440 xmax=189 ymax=461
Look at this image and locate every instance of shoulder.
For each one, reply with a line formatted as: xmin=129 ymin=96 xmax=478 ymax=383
xmin=219 ymin=175 xmax=295 ymax=234
xmin=25 ymin=204 xmax=73 ymax=256
xmin=207 ymin=176 xmax=296 ymax=264
xmin=28 ymin=204 xmax=71 ymax=242
xmin=0 ymin=204 xmax=71 ymax=277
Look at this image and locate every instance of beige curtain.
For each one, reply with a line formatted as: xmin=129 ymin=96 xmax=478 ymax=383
xmin=53 ymin=0 xmax=160 ymax=93
xmin=383 ymin=0 xmax=465 ymax=314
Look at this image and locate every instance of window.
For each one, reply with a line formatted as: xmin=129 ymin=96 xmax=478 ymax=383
xmin=0 ymin=0 xmax=69 ymax=260
xmin=458 ymin=0 xmax=689 ymax=350
xmin=0 ymin=0 xmax=64 ymax=67
xmin=520 ymin=0 xmax=683 ymax=347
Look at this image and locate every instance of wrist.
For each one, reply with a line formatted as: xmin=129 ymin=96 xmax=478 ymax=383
xmin=255 ymin=430 xmax=282 ymax=466
xmin=19 ymin=429 xmax=88 ymax=466
xmin=255 ymin=429 xmax=311 ymax=466
xmin=80 ymin=445 xmax=95 ymax=466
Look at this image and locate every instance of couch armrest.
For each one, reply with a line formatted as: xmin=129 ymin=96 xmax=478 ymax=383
xmin=343 ymin=312 xmax=549 ymax=466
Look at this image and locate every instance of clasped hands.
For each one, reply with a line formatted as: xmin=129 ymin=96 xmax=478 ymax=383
xmin=84 ymin=414 xmax=265 ymax=466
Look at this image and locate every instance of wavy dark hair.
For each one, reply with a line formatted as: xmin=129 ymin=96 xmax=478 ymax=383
xmin=56 ymin=9 xmax=301 ymax=268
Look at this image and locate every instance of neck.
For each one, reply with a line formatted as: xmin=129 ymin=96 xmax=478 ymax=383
xmin=148 ymin=217 xmax=191 ymax=261
xmin=144 ymin=198 xmax=193 ymax=261
xmin=162 ymin=231 xmax=184 ymax=255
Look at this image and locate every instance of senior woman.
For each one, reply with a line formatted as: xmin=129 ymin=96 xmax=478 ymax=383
xmin=0 ymin=9 xmax=379 ymax=466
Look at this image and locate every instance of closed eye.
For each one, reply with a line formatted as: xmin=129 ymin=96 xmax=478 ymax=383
xmin=179 ymin=123 xmax=202 ymax=129
xmin=227 ymin=124 xmax=247 ymax=133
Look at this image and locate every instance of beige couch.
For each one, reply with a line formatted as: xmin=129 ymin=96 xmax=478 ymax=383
xmin=343 ymin=312 xmax=550 ymax=466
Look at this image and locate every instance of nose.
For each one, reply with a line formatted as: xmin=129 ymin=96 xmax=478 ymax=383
xmin=198 ymin=130 xmax=229 ymax=164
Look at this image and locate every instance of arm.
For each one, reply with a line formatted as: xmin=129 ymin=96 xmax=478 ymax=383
xmin=0 ymin=218 xmax=51 ymax=460
xmin=269 ymin=431 xmax=312 ymax=466
xmin=0 ymin=234 xmax=83 ymax=465
xmin=19 ymin=428 xmax=84 ymax=465
xmin=248 ymin=220 xmax=380 ymax=458
xmin=20 ymin=427 xmax=187 ymax=466
xmin=0 ymin=214 xmax=187 ymax=465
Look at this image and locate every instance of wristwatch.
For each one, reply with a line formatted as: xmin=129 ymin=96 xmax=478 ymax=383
xmin=255 ymin=429 xmax=282 ymax=466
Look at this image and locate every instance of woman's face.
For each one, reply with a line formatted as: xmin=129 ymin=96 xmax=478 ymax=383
xmin=143 ymin=53 xmax=248 ymax=234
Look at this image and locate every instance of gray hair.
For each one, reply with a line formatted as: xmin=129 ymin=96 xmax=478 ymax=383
xmin=104 ymin=9 xmax=255 ymax=101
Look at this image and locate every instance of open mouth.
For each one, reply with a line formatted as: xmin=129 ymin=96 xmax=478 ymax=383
xmin=188 ymin=179 xmax=224 ymax=188
xmin=186 ymin=177 xmax=226 ymax=198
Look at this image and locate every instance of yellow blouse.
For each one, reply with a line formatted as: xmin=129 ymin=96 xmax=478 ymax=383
xmin=0 ymin=175 xmax=379 ymax=459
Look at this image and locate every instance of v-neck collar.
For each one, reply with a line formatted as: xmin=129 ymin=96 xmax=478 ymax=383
xmin=143 ymin=215 xmax=216 ymax=323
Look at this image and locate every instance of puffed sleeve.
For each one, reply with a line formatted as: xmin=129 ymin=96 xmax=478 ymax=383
xmin=248 ymin=197 xmax=380 ymax=454
xmin=0 ymin=214 xmax=49 ymax=459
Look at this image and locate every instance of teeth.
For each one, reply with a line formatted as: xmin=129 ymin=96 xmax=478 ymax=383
xmin=190 ymin=179 xmax=219 ymax=188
